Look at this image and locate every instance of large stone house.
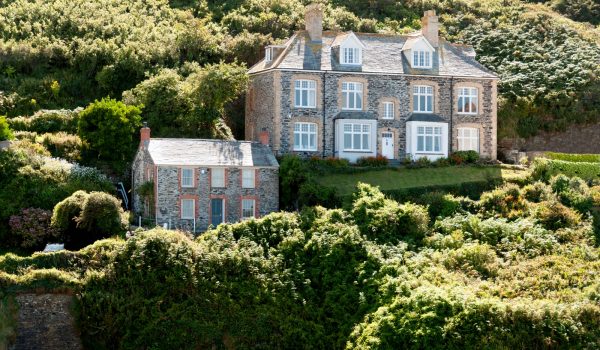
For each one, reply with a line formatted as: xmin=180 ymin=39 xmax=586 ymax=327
xmin=245 ymin=4 xmax=498 ymax=162
xmin=132 ymin=126 xmax=279 ymax=233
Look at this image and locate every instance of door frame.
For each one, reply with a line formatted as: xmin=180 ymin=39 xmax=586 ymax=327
xmin=381 ymin=131 xmax=395 ymax=159
xmin=210 ymin=197 xmax=225 ymax=226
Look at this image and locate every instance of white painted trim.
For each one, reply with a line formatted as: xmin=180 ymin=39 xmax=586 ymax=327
xmin=406 ymin=121 xmax=449 ymax=161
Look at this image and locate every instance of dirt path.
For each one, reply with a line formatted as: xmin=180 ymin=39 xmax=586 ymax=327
xmin=9 ymin=294 xmax=82 ymax=350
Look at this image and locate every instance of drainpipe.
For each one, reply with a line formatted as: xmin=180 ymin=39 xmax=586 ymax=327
xmin=323 ymin=71 xmax=327 ymax=158
xmin=449 ymin=76 xmax=454 ymax=157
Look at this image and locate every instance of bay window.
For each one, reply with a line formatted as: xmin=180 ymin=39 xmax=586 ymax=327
xmin=343 ymin=123 xmax=371 ymax=151
xmin=416 ymin=126 xmax=442 ymax=153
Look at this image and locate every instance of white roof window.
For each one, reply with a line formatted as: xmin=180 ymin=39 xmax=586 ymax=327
xmin=336 ymin=32 xmax=366 ymax=66
xmin=265 ymin=47 xmax=273 ymax=62
xmin=404 ymin=36 xmax=435 ymax=69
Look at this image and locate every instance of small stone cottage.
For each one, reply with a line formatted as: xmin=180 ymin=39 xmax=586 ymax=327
xmin=132 ymin=126 xmax=279 ymax=233
xmin=245 ymin=4 xmax=499 ymax=162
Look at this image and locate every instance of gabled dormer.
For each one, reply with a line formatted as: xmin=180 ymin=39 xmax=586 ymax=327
xmin=403 ymin=36 xmax=435 ymax=69
xmin=264 ymin=45 xmax=286 ymax=65
xmin=333 ymin=32 xmax=366 ymax=66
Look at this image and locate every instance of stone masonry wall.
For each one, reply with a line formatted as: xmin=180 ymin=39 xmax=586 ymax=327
xmin=246 ymin=71 xmax=278 ymax=150
xmin=269 ymin=71 xmax=497 ymax=160
xmin=131 ymin=147 xmax=154 ymax=216
xmin=155 ymin=165 xmax=279 ymax=233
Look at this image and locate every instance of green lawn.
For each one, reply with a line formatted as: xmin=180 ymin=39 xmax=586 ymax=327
xmin=316 ymin=166 xmax=528 ymax=196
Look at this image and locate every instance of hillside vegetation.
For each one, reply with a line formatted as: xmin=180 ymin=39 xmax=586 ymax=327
xmin=0 ymin=0 xmax=598 ymax=140
xmin=2 ymin=176 xmax=600 ymax=349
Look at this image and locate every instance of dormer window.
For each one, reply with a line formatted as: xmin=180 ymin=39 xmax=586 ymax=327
xmin=413 ymin=50 xmax=431 ymax=68
xmin=342 ymin=47 xmax=361 ymax=65
xmin=265 ymin=47 xmax=273 ymax=62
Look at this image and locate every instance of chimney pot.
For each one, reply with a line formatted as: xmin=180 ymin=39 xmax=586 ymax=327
xmin=259 ymin=130 xmax=270 ymax=146
xmin=140 ymin=124 xmax=151 ymax=149
xmin=305 ymin=3 xmax=323 ymax=42
xmin=421 ymin=10 xmax=439 ymax=47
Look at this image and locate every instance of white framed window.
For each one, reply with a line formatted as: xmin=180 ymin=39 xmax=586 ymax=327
xmin=294 ymin=80 xmax=317 ymax=108
xmin=181 ymin=199 xmax=195 ymax=219
xmin=294 ymin=122 xmax=317 ymax=151
xmin=458 ymin=87 xmax=478 ymax=114
xmin=211 ymin=168 xmax=225 ymax=188
xmin=416 ymin=126 xmax=443 ymax=153
xmin=413 ymin=85 xmax=434 ymax=113
xmin=241 ymin=199 xmax=255 ymax=219
xmin=242 ymin=169 xmax=255 ymax=189
xmin=265 ymin=47 xmax=273 ymax=62
xmin=412 ymin=50 xmax=431 ymax=68
xmin=343 ymin=123 xmax=371 ymax=151
xmin=383 ymin=102 xmax=394 ymax=119
xmin=342 ymin=82 xmax=363 ymax=110
xmin=457 ymin=128 xmax=479 ymax=152
xmin=181 ymin=168 xmax=194 ymax=188
xmin=342 ymin=47 xmax=361 ymax=65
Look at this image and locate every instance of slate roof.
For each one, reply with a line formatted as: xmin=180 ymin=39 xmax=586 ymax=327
xmin=406 ymin=113 xmax=448 ymax=123
xmin=146 ymin=139 xmax=279 ymax=167
xmin=248 ymin=31 xmax=497 ymax=79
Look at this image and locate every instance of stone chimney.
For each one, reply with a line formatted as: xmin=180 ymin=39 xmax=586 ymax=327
xmin=421 ymin=10 xmax=439 ymax=47
xmin=259 ymin=130 xmax=270 ymax=146
xmin=140 ymin=122 xmax=150 ymax=149
xmin=305 ymin=3 xmax=323 ymax=42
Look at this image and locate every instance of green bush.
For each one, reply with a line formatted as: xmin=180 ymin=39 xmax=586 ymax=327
xmin=450 ymin=150 xmax=480 ymax=165
xmin=356 ymin=155 xmax=389 ymax=167
xmin=478 ymin=183 xmax=529 ymax=218
xmin=534 ymin=200 xmax=582 ymax=231
xmin=0 ymin=116 xmax=13 ymax=141
xmin=550 ymin=175 xmax=595 ymax=213
xmin=7 ymin=109 xmax=80 ymax=134
xmin=545 ymin=152 xmax=600 ymax=163
xmin=9 ymin=208 xmax=59 ymax=250
xmin=52 ymin=191 xmax=126 ymax=250
xmin=522 ymin=181 xmax=554 ymax=203
xmin=444 ymin=243 xmax=500 ymax=278
xmin=415 ymin=192 xmax=465 ymax=219
xmin=39 ymin=132 xmax=82 ymax=162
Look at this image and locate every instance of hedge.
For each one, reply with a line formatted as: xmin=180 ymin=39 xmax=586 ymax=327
xmin=532 ymin=158 xmax=600 ymax=181
xmin=545 ymin=152 xmax=600 ymax=163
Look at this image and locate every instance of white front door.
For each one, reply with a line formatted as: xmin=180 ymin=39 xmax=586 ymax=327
xmin=381 ymin=132 xmax=394 ymax=159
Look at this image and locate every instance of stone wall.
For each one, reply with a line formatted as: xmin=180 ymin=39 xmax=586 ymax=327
xmin=499 ymin=122 xmax=600 ymax=156
xmin=259 ymin=71 xmax=497 ymax=160
xmin=245 ymin=71 xmax=279 ymax=151
xmin=154 ymin=165 xmax=279 ymax=233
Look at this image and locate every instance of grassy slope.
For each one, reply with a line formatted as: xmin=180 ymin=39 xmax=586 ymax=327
xmin=316 ymin=166 xmax=528 ymax=196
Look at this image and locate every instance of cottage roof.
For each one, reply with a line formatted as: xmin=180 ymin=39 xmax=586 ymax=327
xmin=146 ymin=139 xmax=279 ymax=167
xmin=248 ymin=31 xmax=497 ymax=79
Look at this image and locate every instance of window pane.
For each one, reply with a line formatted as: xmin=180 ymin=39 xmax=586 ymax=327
xmin=242 ymin=169 xmax=255 ymax=188
xmin=413 ymin=94 xmax=418 ymax=111
xmin=211 ymin=199 xmax=223 ymax=225
xmin=425 ymin=136 xmax=432 ymax=151
xmin=353 ymin=134 xmax=360 ymax=149
xmin=212 ymin=168 xmax=225 ymax=187
xmin=417 ymin=136 xmax=424 ymax=151
xmin=426 ymin=96 xmax=433 ymax=112
xmin=302 ymin=133 xmax=308 ymax=147
xmin=344 ymin=133 xmax=352 ymax=149
xmin=356 ymin=92 xmax=362 ymax=109
xmin=295 ymin=89 xmax=301 ymax=107
xmin=420 ymin=95 xmax=425 ymax=111
xmin=309 ymin=134 xmax=315 ymax=149
xmin=343 ymin=92 xmax=348 ymax=108
xmin=362 ymin=134 xmax=369 ymax=150
xmin=434 ymin=135 xmax=440 ymax=152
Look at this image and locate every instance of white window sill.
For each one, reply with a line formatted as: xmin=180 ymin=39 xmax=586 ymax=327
xmin=294 ymin=105 xmax=317 ymax=109
xmin=342 ymin=108 xmax=363 ymax=111
xmin=457 ymin=112 xmax=479 ymax=115
xmin=341 ymin=62 xmax=362 ymax=66
xmin=343 ymin=149 xmax=372 ymax=153
xmin=413 ymin=110 xmax=434 ymax=114
xmin=415 ymin=151 xmax=444 ymax=155
xmin=382 ymin=117 xmax=394 ymax=120
xmin=412 ymin=66 xmax=432 ymax=69
xmin=181 ymin=217 xmax=194 ymax=220
xmin=181 ymin=185 xmax=194 ymax=188
xmin=294 ymin=148 xmax=318 ymax=152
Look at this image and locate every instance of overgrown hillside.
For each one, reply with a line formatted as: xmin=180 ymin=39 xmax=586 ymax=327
xmin=1 ymin=0 xmax=598 ymax=140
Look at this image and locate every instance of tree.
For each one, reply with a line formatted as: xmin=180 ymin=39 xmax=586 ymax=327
xmin=78 ymin=98 xmax=142 ymax=170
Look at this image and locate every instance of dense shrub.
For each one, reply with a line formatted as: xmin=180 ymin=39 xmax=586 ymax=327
xmin=39 ymin=132 xmax=82 ymax=162
xmin=356 ymin=155 xmax=389 ymax=167
xmin=52 ymin=191 xmax=126 ymax=250
xmin=0 ymin=116 xmax=13 ymax=141
xmin=78 ymin=98 xmax=142 ymax=170
xmin=478 ymin=183 xmax=529 ymax=218
xmin=450 ymin=150 xmax=479 ymax=165
xmin=7 ymin=109 xmax=80 ymax=134
xmin=415 ymin=192 xmax=466 ymax=219
xmin=9 ymin=208 xmax=59 ymax=250
xmin=550 ymin=175 xmax=595 ymax=213
xmin=534 ymin=200 xmax=582 ymax=231
xmin=444 ymin=243 xmax=500 ymax=278
xmin=298 ymin=181 xmax=342 ymax=209
xmin=521 ymin=181 xmax=554 ymax=203
xmin=383 ymin=179 xmax=499 ymax=203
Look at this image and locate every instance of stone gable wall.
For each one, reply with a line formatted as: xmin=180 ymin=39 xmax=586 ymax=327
xmin=245 ymin=71 xmax=279 ymax=151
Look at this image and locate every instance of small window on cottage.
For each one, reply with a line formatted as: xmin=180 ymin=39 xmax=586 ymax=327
xmin=181 ymin=168 xmax=194 ymax=188
xmin=342 ymin=82 xmax=363 ymax=110
xmin=457 ymin=128 xmax=479 ymax=152
xmin=211 ymin=168 xmax=225 ymax=188
xmin=383 ymin=102 xmax=395 ymax=119
xmin=294 ymin=80 xmax=317 ymax=108
xmin=242 ymin=169 xmax=255 ymax=189
xmin=458 ymin=87 xmax=478 ymax=114
xmin=241 ymin=199 xmax=256 ymax=219
xmin=294 ymin=122 xmax=317 ymax=151
xmin=413 ymin=85 xmax=434 ymax=113
xmin=181 ymin=199 xmax=195 ymax=219
xmin=412 ymin=50 xmax=431 ymax=68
